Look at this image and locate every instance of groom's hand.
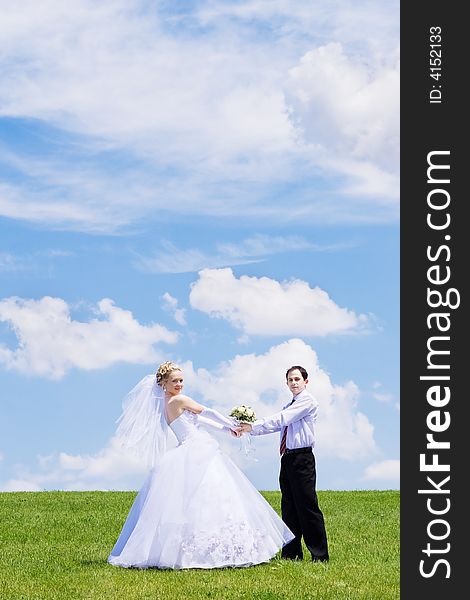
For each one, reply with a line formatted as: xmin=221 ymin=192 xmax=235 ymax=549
xmin=239 ymin=423 xmax=252 ymax=433
xmin=230 ymin=427 xmax=243 ymax=438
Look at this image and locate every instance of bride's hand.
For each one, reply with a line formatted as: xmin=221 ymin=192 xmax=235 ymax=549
xmin=230 ymin=427 xmax=243 ymax=438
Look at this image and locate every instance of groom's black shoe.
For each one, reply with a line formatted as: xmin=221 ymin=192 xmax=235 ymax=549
xmin=312 ymin=556 xmax=329 ymax=563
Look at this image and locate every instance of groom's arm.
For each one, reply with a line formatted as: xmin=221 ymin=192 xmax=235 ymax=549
xmin=248 ymin=395 xmax=318 ymax=436
xmin=248 ymin=415 xmax=282 ymax=436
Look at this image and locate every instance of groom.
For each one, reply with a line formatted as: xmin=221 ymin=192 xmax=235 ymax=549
xmin=240 ymin=365 xmax=329 ymax=562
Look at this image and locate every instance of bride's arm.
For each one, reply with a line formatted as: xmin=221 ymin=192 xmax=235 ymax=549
xmin=199 ymin=406 xmax=238 ymax=429
xmin=172 ymin=394 xmax=204 ymax=414
xmin=173 ymin=395 xmax=241 ymax=435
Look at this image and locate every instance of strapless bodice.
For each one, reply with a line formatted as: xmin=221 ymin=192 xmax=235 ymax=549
xmin=169 ymin=410 xmax=200 ymax=444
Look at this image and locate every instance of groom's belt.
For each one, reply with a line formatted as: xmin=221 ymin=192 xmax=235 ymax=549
xmin=284 ymin=447 xmax=312 ymax=455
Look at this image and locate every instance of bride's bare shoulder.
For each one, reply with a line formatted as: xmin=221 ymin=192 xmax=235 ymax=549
xmin=169 ymin=393 xmax=193 ymax=404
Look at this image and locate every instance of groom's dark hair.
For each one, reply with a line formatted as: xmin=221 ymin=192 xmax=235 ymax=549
xmin=285 ymin=365 xmax=308 ymax=381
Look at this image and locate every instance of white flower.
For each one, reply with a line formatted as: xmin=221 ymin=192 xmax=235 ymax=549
xmin=229 ymin=404 xmax=256 ymax=423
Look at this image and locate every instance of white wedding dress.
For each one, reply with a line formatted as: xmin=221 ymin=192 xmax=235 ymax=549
xmin=108 ymin=410 xmax=294 ymax=569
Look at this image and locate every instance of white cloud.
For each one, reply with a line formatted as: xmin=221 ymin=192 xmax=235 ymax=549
xmin=218 ymin=234 xmax=346 ymax=258
xmin=0 ymin=479 xmax=43 ymax=492
xmin=135 ymin=235 xmax=338 ymax=274
xmin=57 ymin=438 xmax=148 ymax=484
xmin=287 ymin=42 xmax=399 ymax=199
xmin=0 ymin=1 xmax=399 ymax=231
xmin=371 ymin=381 xmax=393 ymax=403
xmin=190 ymin=268 xmax=371 ymax=336
xmin=372 ymin=391 xmax=394 ymax=403
xmin=0 ymin=296 xmax=178 ymax=379
xmin=2 ymin=338 xmax=377 ymax=490
xmin=180 ymin=338 xmax=377 ymax=460
xmin=135 ymin=241 xmax=260 ymax=275
xmin=0 ymin=248 xmax=75 ymax=274
xmin=197 ymin=0 xmax=398 ymax=47
xmin=0 ymin=438 xmax=148 ymax=492
xmin=0 ymin=253 xmax=24 ymax=272
xmin=162 ymin=293 xmax=187 ymax=326
xmin=362 ymin=459 xmax=399 ymax=482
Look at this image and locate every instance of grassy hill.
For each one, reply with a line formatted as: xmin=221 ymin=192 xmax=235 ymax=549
xmin=0 ymin=490 xmax=399 ymax=599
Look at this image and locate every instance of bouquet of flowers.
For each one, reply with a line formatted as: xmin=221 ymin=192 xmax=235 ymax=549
xmin=229 ymin=405 xmax=257 ymax=459
xmin=229 ymin=404 xmax=256 ymax=424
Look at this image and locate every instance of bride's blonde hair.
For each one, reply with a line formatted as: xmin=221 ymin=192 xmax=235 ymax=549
xmin=156 ymin=361 xmax=181 ymax=386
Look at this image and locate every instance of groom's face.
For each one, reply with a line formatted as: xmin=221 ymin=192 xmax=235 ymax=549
xmin=286 ymin=369 xmax=307 ymax=396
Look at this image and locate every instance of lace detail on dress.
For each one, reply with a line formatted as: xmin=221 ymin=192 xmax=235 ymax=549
xmin=108 ymin=408 xmax=294 ymax=569
xmin=180 ymin=518 xmax=267 ymax=565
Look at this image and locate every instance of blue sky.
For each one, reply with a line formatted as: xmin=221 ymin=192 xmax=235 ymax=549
xmin=0 ymin=0 xmax=399 ymax=491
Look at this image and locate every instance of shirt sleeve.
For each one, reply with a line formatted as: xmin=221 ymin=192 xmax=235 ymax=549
xmin=250 ymin=394 xmax=318 ymax=436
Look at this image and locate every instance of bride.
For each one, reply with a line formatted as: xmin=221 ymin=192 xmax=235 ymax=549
xmin=107 ymin=361 xmax=294 ymax=569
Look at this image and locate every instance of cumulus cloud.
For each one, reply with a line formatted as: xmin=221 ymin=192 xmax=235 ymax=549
xmin=56 ymin=439 xmax=148 ymax=487
xmin=190 ymin=268 xmax=370 ymax=336
xmin=180 ymin=337 xmax=377 ymax=460
xmin=1 ymin=338 xmax=377 ymax=490
xmin=0 ymin=438 xmax=148 ymax=492
xmin=0 ymin=296 xmax=178 ymax=379
xmin=0 ymin=0 xmax=398 ymax=231
xmin=362 ymin=459 xmax=399 ymax=482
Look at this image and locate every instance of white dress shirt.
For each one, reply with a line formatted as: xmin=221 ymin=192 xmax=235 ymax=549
xmin=250 ymin=389 xmax=318 ymax=451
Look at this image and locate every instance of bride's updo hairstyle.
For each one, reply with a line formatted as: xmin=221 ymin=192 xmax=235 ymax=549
xmin=156 ymin=361 xmax=181 ymax=387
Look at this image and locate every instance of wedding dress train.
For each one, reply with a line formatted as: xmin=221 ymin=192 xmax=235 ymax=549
xmin=108 ymin=410 xmax=294 ymax=569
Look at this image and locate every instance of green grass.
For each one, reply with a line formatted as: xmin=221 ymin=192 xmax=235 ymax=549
xmin=0 ymin=490 xmax=399 ymax=600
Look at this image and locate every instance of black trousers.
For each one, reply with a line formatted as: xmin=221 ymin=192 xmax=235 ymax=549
xmin=279 ymin=449 xmax=329 ymax=561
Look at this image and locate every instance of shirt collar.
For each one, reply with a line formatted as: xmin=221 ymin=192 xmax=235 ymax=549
xmin=292 ymin=389 xmax=307 ymax=401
